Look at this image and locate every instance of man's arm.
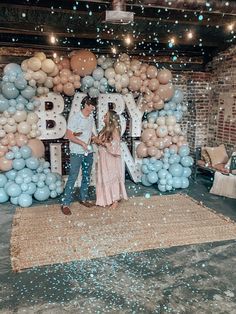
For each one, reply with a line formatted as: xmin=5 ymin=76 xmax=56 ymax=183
xmin=65 ymin=129 xmax=88 ymax=151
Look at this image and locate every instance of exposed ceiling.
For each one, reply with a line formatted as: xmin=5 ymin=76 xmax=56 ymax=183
xmin=0 ymin=0 xmax=235 ymax=70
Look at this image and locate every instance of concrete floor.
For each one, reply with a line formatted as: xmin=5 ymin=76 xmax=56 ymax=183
xmin=0 ymin=175 xmax=236 ymax=314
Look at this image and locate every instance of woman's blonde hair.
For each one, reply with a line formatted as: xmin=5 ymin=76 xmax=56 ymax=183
xmin=99 ymin=110 xmax=121 ymax=142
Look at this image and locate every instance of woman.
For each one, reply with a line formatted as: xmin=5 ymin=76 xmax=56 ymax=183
xmin=93 ymin=109 xmax=128 ymax=209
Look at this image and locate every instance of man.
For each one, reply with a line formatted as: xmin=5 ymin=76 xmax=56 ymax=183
xmin=61 ymin=96 xmax=97 ymax=215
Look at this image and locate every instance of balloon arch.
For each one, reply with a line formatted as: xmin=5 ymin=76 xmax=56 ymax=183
xmin=0 ymin=50 xmax=193 ymax=207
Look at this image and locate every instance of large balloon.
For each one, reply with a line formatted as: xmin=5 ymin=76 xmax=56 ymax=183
xmin=158 ymin=83 xmax=174 ymax=101
xmin=157 ymin=69 xmax=172 ymax=84
xmin=136 ymin=143 xmax=148 ymax=158
xmin=70 ymin=50 xmax=97 ymax=77
xmin=27 ymin=139 xmax=45 ymax=158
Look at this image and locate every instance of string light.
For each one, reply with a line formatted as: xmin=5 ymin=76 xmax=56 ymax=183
xmin=124 ymin=35 xmax=132 ymax=45
xmin=111 ymin=47 xmax=117 ymax=54
xmin=50 ymin=34 xmax=56 ymax=44
xmin=53 ymin=52 xmax=57 ymax=58
xmin=187 ymin=31 xmax=193 ymax=39
xmin=227 ymin=23 xmax=234 ymax=31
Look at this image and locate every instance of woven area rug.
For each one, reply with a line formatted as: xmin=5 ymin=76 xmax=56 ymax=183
xmin=11 ymin=194 xmax=236 ymax=272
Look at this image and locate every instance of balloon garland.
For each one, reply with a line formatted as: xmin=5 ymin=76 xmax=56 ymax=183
xmin=0 ymin=49 xmax=192 ymax=206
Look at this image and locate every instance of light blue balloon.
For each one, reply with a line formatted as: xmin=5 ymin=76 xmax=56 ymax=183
xmin=10 ymin=196 xmax=18 ymax=205
xmin=181 ymin=156 xmax=194 ymax=167
xmin=49 ymin=183 xmax=56 ymax=191
xmin=34 ymin=186 xmax=50 ymax=201
xmin=172 ymin=89 xmax=184 ymax=104
xmin=5 ymin=169 xmax=17 ymax=181
xmin=172 ymin=177 xmax=182 ymax=189
xmin=0 ymin=188 xmax=9 ymax=203
xmin=43 ymin=161 xmax=50 ymax=169
xmin=147 ymin=111 xmax=158 ymax=121
xmin=36 ymin=166 xmax=43 ymax=173
xmin=56 ymin=186 xmax=63 ymax=194
xmin=14 ymin=77 xmax=27 ymax=90
xmin=20 ymin=146 xmax=32 ymax=159
xmin=160 ymin=178 xmax=166 ymax=185
xmin=50 ymin=190 xmax=58 ymax=198
xmin=174 ymin=111 xmax=183 ymax=122
xmin=7 ymin=183 xmax=22 ymax=197
xmin=166 ymin=185 xmax=172 ymax=191
xmin=26 ymin=182 xmax=37 ymax=195
xmin=82 ymin=76 xmax=94 ymax=88
xmin=16 ymin=95 xmax=28 ymax=105
xmin=14 ymin=152 xmax=22 ymax=159
xmin=7 ymin=106 xmax=16 ymax=114
xmin=173 ymin=154 xmax=181 ymax=163
xmin=13 ymin=158 xmax=26 ymax=171
xmin=18 ymin=168 xmax=34 ymax=178
xmin=153 ymin=160 xmax=163 ymax=172
xmin=4 ymin=63 xmax=22 ymax=76
xmin=93 ymin=81 xmax=100 ymax=89
xmin=92 ymin=67 xmax=104 ymax=81
xmin=43 ymin=168 xmax=50 ymax=174
xmin=158 ymin=169 xmax=168 ymax=179
xmin=23 ymin=176 xmax=32 ymax=184
xmin=166 ymin=173 xmax=173 ymax=180
xmin=159 ymin=110 xmax=166 ymax=117
xmin=26 ymin=157 xmax=40 ymax=170
xmin=167 ymin=110 xmax=173 ymax=116
xmin=100 ymin=77 xmax=108 ymax=86
xmin=39 ymin=174 xmax=46 ymax=181
xmin=150 ymin=157 xmax=156 ymax=164
xmin=147 ymin=172 xmax=158 ymax=184
xmin=26 ymin=102 xmax=34 ymax=111
xmin=163 ymin=163 xmax=169 ymax=170
xmin=37 ymin=181 xmax=45 ymax=188
xmin=21 ymin=86 xmax=36 ymax=100
xmin=167 ymin=178 xmax=173 ymax=186
xmin=147 ymin=163 xmax=155 ymax=171
xmin=169 ymin=163 xmax=184 ymax=177
xmin=164 ymin=103 xmax=170 ymax=110
xmin=9 ymin=99 xmax=16 ymax=107
xmin=178 ymin=145 xmax=190 ymax=157
xmin=182 ymin=167 xmax=192 ymax=177
xmin=158 ymin=184 xmax=166 ymax=192
xmin=2 ymin=82 xmax=19 ymax=99
xmin=169 ymin=148 xmax=176 ymax=155
xmin=32 ymin=174 xmax=39 ymax=183
xmin=0 ymin=94 xmax=9 ymax=112
xmin=5 ymin=151 xmax=14 ymax=160
xmin=0 ymin=174 xmax=7 ymax=188
xmin=182 ymin=177 xmax=189 ymax=188
xmin=55 ymin=180 xmax=63 ymax=187
xmin=33 ymin=99 xmax=41 ymax=107
xmin=99 ymin=85 xmax=107 ymax=93
xmin=11 ymin=146 xmax=19 ymax=153
xmin=141 ymin=164 xmax=149 ymax=174
xmin=16 ymin=103 xmax=25 ymax=111
xmin=141 ymin=175 xmax=152 ymax=187
xmin=15 ymin=176 xmax=24 ymax=185
xmin=169 ymin=101 xmax=177 ymax=110
xmin=18 ymin=194 xmax=33 ymax=207
xmin=142 ymin=158 xmax=149 ymax=165
xmin=88 ymin=87 xmax=100 ymax=98
xmin=21 ymin=183 xmax=28 ymax=191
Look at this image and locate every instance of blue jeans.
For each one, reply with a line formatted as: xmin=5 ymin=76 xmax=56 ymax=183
xmin=61 ymin=153 xmax=93 ymax=206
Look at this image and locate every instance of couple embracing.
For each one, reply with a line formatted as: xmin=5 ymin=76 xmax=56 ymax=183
xmin=60 ymin=96 xmax=128 ymax=215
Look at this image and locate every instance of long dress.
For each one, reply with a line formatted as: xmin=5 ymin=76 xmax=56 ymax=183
xmin=96 ymin=137 xmax=128 ymax=206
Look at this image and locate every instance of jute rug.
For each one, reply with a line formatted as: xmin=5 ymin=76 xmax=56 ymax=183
xmin=11 ymin=194 xmax=236 ymax=272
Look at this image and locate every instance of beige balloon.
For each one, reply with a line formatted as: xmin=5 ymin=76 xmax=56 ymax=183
xmin=147 ymin=146 xmax=158 ymax=157
xmin=4 ymin=124 xmax=17 ymax=134
xmin=17 ymin=121 xmax=31 ymax=135
xmin=130 ymin=59 xmax=141 ymax=72
xmin=21 ymin=59 xmax=28 ymax=72
xmin=63 ymin=83 xmax=75 ymax=96
xmin=14 ymin=110 xmax=27 ymax=123
xmin=34 ymin=52 xmax=46 ymax=61
xmin=0 ymin=157 xmax=12 ymax=171
xmin=148 ymin=78 xmax=159 ymax=91
xmin=28 ymin=57 xmax=42 ymax=71
xmin=129 ymin=76 xmax=142 ymax=92
xmin=41 ymin=59 xmax=56 ymax=74
xmin=146 ymin=65 xmax=158 ymax=79
xmin=158 ymin=83 xmax=175 ymax=101
xmin=136 ymin=143 xmax=148 ymax=158
xmin=16 ymin=133 xmax=28 ymax=146
xmin=157 ymin=69 xmax=172 ymax=84
xmin=141 ymin=129 xmax=156 ymax=142
xmin=27 ymin=112 xmax=39 ymax=125
xmin=26 ymin=139 xmax=45 ymax=158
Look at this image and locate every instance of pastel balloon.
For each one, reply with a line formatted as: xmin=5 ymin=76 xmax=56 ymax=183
xmin=129 ymin=76 xmax=142 ymax=92
xmin=141 ymin=129 xmax=156 ymax=142
xmin=2 ymin=82 xmax=19 ymax=99
xmin=45 ymin=173 xmax=57 ymax=185
xmin=0 ymin=174 xmax=7 ymax=188
xmin=146 ymin=65 xmax=158 ymax=79
xmin=148 ymin=78 xmax=159 ymax=91
xmin=17 ymin=122 xmax=31 ymax=134
xmin=181 ymin=156 xmax=194 ymax=167
xmin=0 ymin=188 xmax=9 ymax=203
xmin=27 ymin=57 xmax=42 ymax=71
xmin=13 ymin=158 xmax=26 ymax=170
xmin=147 ymin=171 xmax=158 ymax=184
xmin=26 ymin=182 xmax=37 ymax=195
xmin=158 ymin=83 xmax=174 ymax=101
xmin=157 ymin=69 xmax=172 ymax=84
xmin=147 ymin=146 xmax=158 ymax=157
xmin=7 ymin=183 xmax=22 ymax=197
xmin=41 ymin=59 xmax=56 ymax=74
xmin=172 ymin=89 xmax=184 ymax=103
xmin=63 ymin=83 xmax=75 ymax=96
xmin=178 ymin=145 xmax=190 ymax=157
xmin=14 ymin=77 xmax=27 ymax=90
xmin=18 ymin=193 xmax=33 ymax=207
xmin=82 ymin=76 xmax=94 ymax=88
xmin=172 ymin=177 xmax=182 ymax=189
xmin=70 ymin=50 xmax=97 ymax=77
xmin=156 ymin=126 xmax=168 ymax=138
xmin=16 ymin=134 xmax=28 ymax=147
xmin=34 ymin=52 xmax=46 ymax=61
xmin=34 ymin=186 xmax=50 ymax=201
xmin=166 ymin=115 xmax=177 ymax=126
xmin=105 ymin=68 xmax=115 ymax=79
xmin=169 ymin=163 xmax=184 ymax=177
xmin=181 ymin=177 xmax=189 ymax=188
xmin=20 ymin=145 xmax=32 ymax=159
xmin=141 ymin=175 xmax=152 ymax=187
xmin=182 ymin=167 xmax=192 ymax=177
xmin=136 ymin=143 xmax=148 ymax=158
xmin=0 ymin=157 xmax=12 ymax=171
xmin=25 ymin=157 xmax=40 ymax=170
xmin=21 ymin=86 xmax=36 ymax=99
xmin=4 ymin=63 xmax=22 ymax=76
xmin=158 ymin=169 xmax=168 ymax=179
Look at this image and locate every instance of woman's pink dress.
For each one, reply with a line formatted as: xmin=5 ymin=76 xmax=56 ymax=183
xmin=96 ymin=138 xmax=128 ymax=206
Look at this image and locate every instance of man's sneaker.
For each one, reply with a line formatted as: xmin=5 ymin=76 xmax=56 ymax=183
xmin=79 ymin=201 xmax=94 ymax=208
xmin=61 ymin=205 xmax=72 ymax=215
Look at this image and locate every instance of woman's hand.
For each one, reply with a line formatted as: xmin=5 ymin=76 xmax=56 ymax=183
xmin=73 ymin=131 xmax=83 ymax=137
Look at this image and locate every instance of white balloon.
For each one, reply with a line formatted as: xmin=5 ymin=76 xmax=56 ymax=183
xmin=156 ymin=117 xmax=166 ymax=126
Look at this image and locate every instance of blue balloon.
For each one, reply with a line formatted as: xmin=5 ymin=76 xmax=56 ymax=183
xmin=5 ymin=151 xmax=14 ymax=160
xmin=21 ymin=86 xmax=36 ymax=100
xmin=0 ymin=174 xmax=7 ymax=188
xmin=100 ymin=77 xmax=108 ymax=86
xmin=142 ymin=158 xmax=149 ymax=165
xmin=56 ymin=186 xmax=63 ymax=194
xmin=169 ymin=163 xmax=184 ymax=177
xmin=182 ymin=167 xmax=192 ymax=177
xmin=21 ymin=183 xmax=28 ymax=192
xmin=82 ymin=76 xmax=94 ymax=88
xmin=18 ymin=193 xmax=33 ymax=207
xmin=167 ymin=110 xmax=173 ymax=116
xmin=166 ymin=185 xmax=172 ymax=191
xmin=158 ymin=169 xmax=168 ymax=179
xmin=153 ymin=160 xmax=163 ymax=172
xmin=18 ymin=168 xmax=34 ymax=178
xmin=5 ymin=169 xmax=17 ymax=181
xmin=173 ymin=154 xmax=181 ymax=163
xmin=26 ymin=182 xmax=37 ymax=195
xmin=159 ymin=110 xmax=166 ymax=117
xmin=147 ymin=172 xmax=158 ymax=184
xmin=141 ymin=164 xmax=149 ymax=174
xmin=20 ymin=146 xmax=32 ymax=159
xmin=181 ymin=156 xmax=194 ymax=167
xmin=0 ymin=188 xmax=9 ymax=203
xmin=4 ymin=63 xmax=22 ymax=76
xmin=23 ymin=176 xmax=32 ymax=184
xmin=13 ymin=158 xmax=26 ymax=171
xmin=172 ymin=177 xmax=182 ymax=189
xmin=158 ymin=184 xmax=166 ymax=192
xmin=166 ymin=173 xmax=173 ymax=180
xmin=26 ymin=157 xmax=40 ymax=170
xmin=163 ymin=163 xmax=169 ymax=170
xmin=7 ymin=183 xmax=22 ymax=197
xmin=141 ymin=175 xmax=152 ymax=187
xmin=2 ymin=82 xmax=19 ymax=99
xmin=169 ymin=155 xmax=177 ymax=164
xmin=16 ymin=95 xmax=28 ymax=105
xmin=7 ymin=106 xmax=16 ymax=115
xmin=167 ymin=178 xmax=173 ymax=186
xmin=169 ymin=101 xmax=177 ymax=110
xmin=14 ymin=77 xmax=27 ymax=90
xmin=92 ymin=67 xmax=104 ymax=81
xmin=10 ymin=196 xmax=19 ymax=205
xmin=147 ymin=163 xmax=155 ymax=171
xmin=164 ymin=103 xmax=170 ymax=110
xmin=169 ymin=148 xmax=176 ymax=155
xmin=50 ymin=190 xmax=58 ymax=198
xmin=15 ymin=176 xmax=24 ymax=185
xmin=34 ymin=186 xmax=50 ymax=201
xmin=147 ymin=111 xmax=158 ymax=121
xmin=49 ymin=183 xmax=56 ymax=191
xmin=182 ymin=177 xmax=189 ymax=189
xmin=0 ymin=94 xmax=9 ymax=112
xmin=32 ymin=174 xmax=39 ymax=183
xmin=88 ymin=87 xmax=99 ymax=98
xmin=160 ymin=178 xmax=167 ymax=185
xmin=178 ymin=145 xmax=190 ymax=157
xmin=172 ymin=89 xmax=184 ymax=104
